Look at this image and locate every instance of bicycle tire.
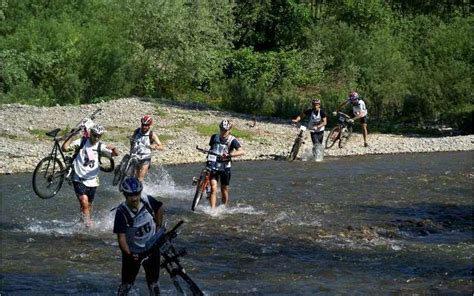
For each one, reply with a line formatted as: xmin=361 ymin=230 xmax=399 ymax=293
xmin=170 ymin=268 xmax=204 ymax=296
xmin=99 ymin=154 xmax=114 ymax=173
xmin=113 ymin=155 xmax=129 ymax=186
xmin=338 ymin=125 xmax=353 ymax=148
xmin=32 ymin=156 xmax=65 ymax=199
xmin=325 ymin=126 xmax=341 ymax=149
xmin=289 ymin=139 xmax=302 ymax=161
xmin=191 ymin=172 xmax=207 ymax=211
xmin=125 ymin=158 xmax=138 ymax=178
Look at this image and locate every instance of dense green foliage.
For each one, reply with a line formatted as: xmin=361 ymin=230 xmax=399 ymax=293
xmin=1 ymin=0 xmax=472 ymax=132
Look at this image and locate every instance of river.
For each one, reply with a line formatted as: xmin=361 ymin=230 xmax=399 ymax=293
xmin=0 ymin=151 xmax=472 ymax=295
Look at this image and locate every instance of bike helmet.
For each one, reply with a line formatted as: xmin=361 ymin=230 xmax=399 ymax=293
xmin=90 ymin=123 xmax=106 ymax=136
xmin=219 ymin=119 xmax=232 ymax=131
xmin=311 ymin=98 xmax=321 ymax=104
xmin=349 ymin=91 xmax=359 ymax=102
xmin=141 ymin=115 xmax=153 ymax=125
xmin=120 ymin=176 xmax=143 ymax=195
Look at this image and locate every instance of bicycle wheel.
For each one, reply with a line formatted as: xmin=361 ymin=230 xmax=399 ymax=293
xmin=289 ymin=139 xmax=302 ymax=161
xmin=125 ymin=158 xmax=138 ymax=178
xmin=325 ymin=126 xmax=341 ymax=149
xmin=99 ymin=154 xmax=114 ymax=173
xmin=191 ymin=172 xmax=207 ymax=211
xmin=32 ymin=156 xmax=65 ymax=199
xmin=113 ymin=155 xmax=129 ymax=186
xmin=339 ymin=125 xmax=353 ymax=148
xmin=170 ymin=268 xmax=204 ymax=296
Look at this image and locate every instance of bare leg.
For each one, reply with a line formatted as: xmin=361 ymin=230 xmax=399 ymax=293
xmin=136 ymin=164 xmax=149 ymax=182
xmin=79 ymin=195 xmax=92 ymax=227
xmin=221 ymin=185 xmax=229 ymax=206
xmin=362 ymin=123 xmax=368 ymax=146
xmin=210 ymin=179 xmax=218 ymax=209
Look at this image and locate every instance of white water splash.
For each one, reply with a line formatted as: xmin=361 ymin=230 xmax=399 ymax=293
xmin=194 ymin=203 xmax=265 ymax=218
xmin=142 ymin=166 xmax=193 ymax=200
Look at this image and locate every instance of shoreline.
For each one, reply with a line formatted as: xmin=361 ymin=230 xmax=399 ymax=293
xmin=1 ymin=98 xmax=473 ymax=175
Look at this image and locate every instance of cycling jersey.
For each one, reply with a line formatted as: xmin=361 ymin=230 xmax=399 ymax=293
xmin=70 ymin=138 xmax=112 ymax=187
xmin=113 ymin=195 xmax=163 ymax=254
xmin=131 ymin=128 xmax=154 ymax=160
xmin=347 ymin=98 xmax=368 ymax=117
xmin=208 ymin=134 xmax=241 ymax=171
xmin=303 ymin=109 xmax=327 ymax=132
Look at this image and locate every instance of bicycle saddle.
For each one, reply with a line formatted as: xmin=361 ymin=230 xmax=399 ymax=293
xmin=46 ymin=128 xmax=61 ymax=137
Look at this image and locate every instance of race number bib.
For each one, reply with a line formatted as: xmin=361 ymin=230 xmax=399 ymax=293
xmin=207 ymin=154 xmax=217 ymax=162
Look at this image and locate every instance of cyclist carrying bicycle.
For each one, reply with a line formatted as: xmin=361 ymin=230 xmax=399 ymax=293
xmin=129 ymin=115 xmax=164 ymax=181
xmin=208 ymin=120 xmax=245 ymax=209
xmin=292 ymin=98 xmax=328 ymax=155
xmin=113 ymin=176 xmax=164 ymax=295
xmin=336 ymin=91 xmax=369 ymax=147
xmin=62 ymin=124 xmax=119 ymax=227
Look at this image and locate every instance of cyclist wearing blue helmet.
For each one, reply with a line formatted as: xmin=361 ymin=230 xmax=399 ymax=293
xmin=336 ymin=91 xmax=369 ymax=147
xmin=113 ymin=176 xmax=164 ymax=295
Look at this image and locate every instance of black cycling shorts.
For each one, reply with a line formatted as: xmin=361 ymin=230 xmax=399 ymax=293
xmin=210 ymin=169 xmax=232 ymax=186
xmin=73 ymin=181 xmax=97 ymax=203
xmin=310 ymin=131 xmax=324 ymax=145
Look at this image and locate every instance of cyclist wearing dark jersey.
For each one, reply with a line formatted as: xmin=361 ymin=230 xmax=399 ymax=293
xmin=207 ymin=120 xmax=245 ymax=208
xmin=293 ymin=98 xmax=328 ymax=150
xmin=113 ymin=176 xmax=164 ymax=295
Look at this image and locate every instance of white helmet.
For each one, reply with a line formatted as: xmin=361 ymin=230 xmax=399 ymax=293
xmin=90 ymin=124 xmax=106 ymax=136
xmin=219 ymin=119 xmax=232 ymax=131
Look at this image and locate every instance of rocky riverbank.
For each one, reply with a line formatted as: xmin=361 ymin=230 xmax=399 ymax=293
xmin=1 ymin=98 xmax=473 ymax=175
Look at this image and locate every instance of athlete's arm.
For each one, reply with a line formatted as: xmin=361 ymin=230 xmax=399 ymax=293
xmin=150 ymin=133 xmax=164 ymax=151
xmin=230 ymin=146 xmax=245 ymax=158
xmin=117 ymin=233 xmax=132 ymax=256
xmin=335 ymin=100 xmax=348 ymax=112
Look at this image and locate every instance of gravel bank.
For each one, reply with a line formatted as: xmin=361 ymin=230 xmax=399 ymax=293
xmin=1 ymin=98 xmax=473 ymax=175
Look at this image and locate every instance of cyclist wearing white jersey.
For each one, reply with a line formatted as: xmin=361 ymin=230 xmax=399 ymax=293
xmin=336 ymin=91 xmax=369 ymax=147
xmin=130 ymin=115 xmax=164 ymax=181
xmin=62 ymin=123 xmax=119 ymax=227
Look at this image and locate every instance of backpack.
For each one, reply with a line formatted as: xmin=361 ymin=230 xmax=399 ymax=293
xmin=117 ymin=196 xmax=156 ymax=227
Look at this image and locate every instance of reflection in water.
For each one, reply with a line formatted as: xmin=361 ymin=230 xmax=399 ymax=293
xmin=0 ymin=151 xmax=472 ymax=295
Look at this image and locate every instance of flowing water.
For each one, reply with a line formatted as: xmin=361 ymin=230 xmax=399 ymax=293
xmin=1 ymin=151 xmax=473 ymax=295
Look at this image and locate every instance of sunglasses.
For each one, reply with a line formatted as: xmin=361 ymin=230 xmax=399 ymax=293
xmin=91 ymin=133 xmax=101 ymax=138
xmin=141 ymin=124 xmax=150 ymax=127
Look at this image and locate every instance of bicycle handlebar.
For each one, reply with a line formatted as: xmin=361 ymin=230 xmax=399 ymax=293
xmin=196 ymin=145 xmax=220 ymax=157
xmin=58 ymin=108 xmax=103 ymax=141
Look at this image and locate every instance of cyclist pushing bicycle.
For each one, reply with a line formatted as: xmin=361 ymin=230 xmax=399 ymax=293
xmin=292 ymin=98 xmax=328 ymax=159
xmin=62 ymin=123 xmax=119 ymax=227
xmin=335 ymin=91 xmax=369 ymax=147
xmin=207 ymin=120 xmax=245 ymax=209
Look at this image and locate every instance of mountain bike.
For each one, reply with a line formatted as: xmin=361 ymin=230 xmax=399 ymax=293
xmin=191 ymin=146 xmax=225 ymax=211
xmin=112 ymin=139 xmax=149 ymax=186
xmin=145 ymin=220 xmax=204 ymax=295
xmin=325 ymin=111 xmax=353 ymax=149
xmin=289 ymin=125 xmax=307 ymax=161
xmin=32 ymin=109 xmax=103 ymax=199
